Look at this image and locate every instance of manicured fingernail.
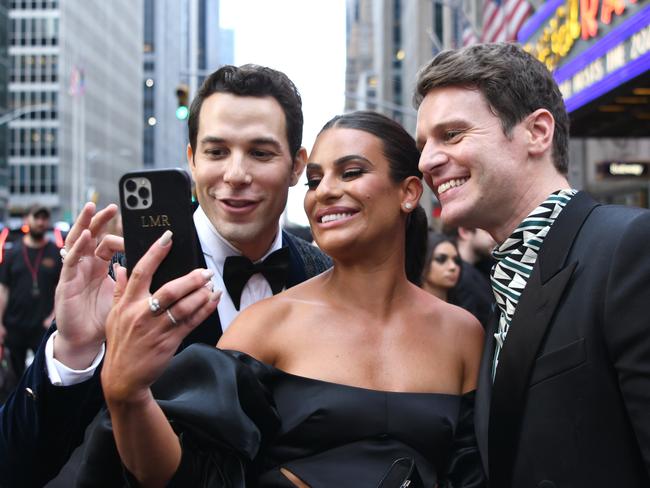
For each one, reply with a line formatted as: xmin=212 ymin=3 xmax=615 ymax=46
xmin=201 ymin=269 xmax=214 ymax=280
xmin=159 ymin=230 xmax=173 ymax=247
xmin=209 ymin=290 xmax=222 ymax=302
xmin=204 ymin=280 xmax=214 ymax=292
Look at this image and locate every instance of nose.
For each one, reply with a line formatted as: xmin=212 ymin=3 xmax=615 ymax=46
xmin=223 ymin=152 xmax=252 ymax=186
xmin=314 ymin=173 xmax=343 ymax=202
xmin=418 ymin=140 xmax=448 ymax=176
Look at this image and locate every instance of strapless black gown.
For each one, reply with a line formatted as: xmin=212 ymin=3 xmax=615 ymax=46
xmin=76 ymin=345 xmax=485 ymax=487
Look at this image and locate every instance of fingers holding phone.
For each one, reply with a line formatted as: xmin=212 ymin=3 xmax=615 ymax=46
xmin=103 ymin=232 xmax=220 ymax=404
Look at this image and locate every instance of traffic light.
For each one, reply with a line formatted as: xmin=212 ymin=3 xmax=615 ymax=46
xmin=175 ymin=84 xmax=189 ymax=120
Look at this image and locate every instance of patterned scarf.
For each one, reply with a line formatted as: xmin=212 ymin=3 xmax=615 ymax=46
xmin=491 ymin=189 xmax=577 ymax=378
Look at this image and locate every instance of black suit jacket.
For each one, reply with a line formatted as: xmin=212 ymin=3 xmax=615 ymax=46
xmin=475 ymin=192 xmax=650 ymax=488
xmin=0 ymin=229 xmax=331 ymax=488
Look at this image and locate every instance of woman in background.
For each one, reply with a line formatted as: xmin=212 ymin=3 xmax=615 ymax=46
xmin=422 ymin=234 xmax=461 ymax=303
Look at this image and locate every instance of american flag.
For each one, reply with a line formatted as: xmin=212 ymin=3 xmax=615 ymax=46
xmin=481 ymin=0 xmax=532 ymax=42
xmin=462 ymin=18 xmax=479 ymax=46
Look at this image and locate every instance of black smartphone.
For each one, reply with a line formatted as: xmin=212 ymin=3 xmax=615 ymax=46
xmin=119 ymin=168 xmax=198 ymax=293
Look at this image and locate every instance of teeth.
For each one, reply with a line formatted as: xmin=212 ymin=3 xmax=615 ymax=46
xmin=437 ymin=178 xmax=468 ymax=195
xmin=321 ymin=213 xmax=353 ymax=223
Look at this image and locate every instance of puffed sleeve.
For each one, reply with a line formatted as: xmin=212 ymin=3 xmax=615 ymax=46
xmin=76 ymin=345 xmax=280 ymax=487
xmin=440 ymin=391 xmax=486 ymax=488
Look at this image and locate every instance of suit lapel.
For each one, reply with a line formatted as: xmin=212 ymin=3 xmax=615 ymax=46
xmin=487 ymin=192 xmax=599 ymax=487
xmin=475 ymin=305 xmax=497 ymax=475
xmin=282 ymin=231 xmax=308 ymax=288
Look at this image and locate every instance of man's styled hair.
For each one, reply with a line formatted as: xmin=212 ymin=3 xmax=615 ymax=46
xmin=414 ymin=43 xmax=569 ymax=174
xmin=188 ymin=64 xmax=304 ymax=158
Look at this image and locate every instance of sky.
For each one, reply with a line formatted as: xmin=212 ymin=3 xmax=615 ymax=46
xmin=219 ymin=0 xmax=347 ymax=226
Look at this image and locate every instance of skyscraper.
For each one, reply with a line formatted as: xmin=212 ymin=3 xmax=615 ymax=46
xmin=8 ymin=0 xmax=143 ymax=221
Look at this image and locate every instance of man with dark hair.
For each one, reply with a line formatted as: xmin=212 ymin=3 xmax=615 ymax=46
xmin=415 ymin=42 xmax=650 ymax=487
xmin=0 ymin=205 xmax=61 ymax=379
xmin=0 ymin=65 xmax=331 ymax=487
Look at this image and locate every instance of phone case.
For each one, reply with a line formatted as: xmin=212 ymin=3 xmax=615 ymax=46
xmin=119 ymin=168 xmax=198 ymax=293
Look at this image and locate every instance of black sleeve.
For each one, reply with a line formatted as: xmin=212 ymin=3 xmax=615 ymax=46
xmin=76 ymin=346 xmax=280 ymax=487
xmin=0 ymin=324 xmax=105 ymax=488
xmin=0 ymin=245 xmax=16 ymax=286
xmin=440 ymin=391 xmax=487 ymax=488
xmin=603 ymin=211 xmax=650 ymax=476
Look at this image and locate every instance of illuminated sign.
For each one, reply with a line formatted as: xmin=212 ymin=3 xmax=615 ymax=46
xmin=554 ymin=6 xmax=650 ymax=111
xmin=522 ymin=0 xmax=638 ymax=71
xmin=519 ymin=2 xmax=650 ymax=112
xmin=597 ymin=161 xmax=650 ymax=177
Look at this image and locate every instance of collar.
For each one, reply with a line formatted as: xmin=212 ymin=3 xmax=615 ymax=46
xmin=192 ymin=205 xmax=283 ymax=271
xmin=492 ymin=189 xmax=578 ymax=263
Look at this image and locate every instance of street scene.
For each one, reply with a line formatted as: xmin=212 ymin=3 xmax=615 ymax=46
xmin=0 ymin=0 xmax=649 ymax=487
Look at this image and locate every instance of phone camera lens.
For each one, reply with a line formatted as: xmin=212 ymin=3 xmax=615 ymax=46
xmin=138 ymin=187 xmax=150 ymax=199
xmin=125 ymin=179 xmax=137 ymax=192
xmin=142 ymin=199 xmax=148 ymax=206
xmin=126 ymin=195 xmax=138 ymax=207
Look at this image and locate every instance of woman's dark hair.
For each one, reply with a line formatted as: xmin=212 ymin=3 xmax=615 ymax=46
xmin=319 ymin=111 xmax=427 ymax=285
xmin=188 ymin=64 xmax=303 ymax=158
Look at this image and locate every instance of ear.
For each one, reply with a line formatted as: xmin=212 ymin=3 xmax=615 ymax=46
xmin=526 ymin=109 xmax=554 ymax=158
xmin=401 ymin=176 xmax=423 ymax=212
xmin=289 ymin=147 xmax=308 ymax=187
xmin=186 ymin=143 xmax=196 ymax=176
xmin=457 ymin=226 xmax=474 ymax=240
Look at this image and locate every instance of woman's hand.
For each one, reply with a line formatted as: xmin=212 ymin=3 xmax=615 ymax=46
xmin=101 ymin=230 xmax=220 ymax=406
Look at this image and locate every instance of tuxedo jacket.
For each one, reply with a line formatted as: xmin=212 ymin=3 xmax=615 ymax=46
xmin=475 ymin=192 xmax=650 ymax=488
xmin=0 ymin=229 xmax=331 ymax=488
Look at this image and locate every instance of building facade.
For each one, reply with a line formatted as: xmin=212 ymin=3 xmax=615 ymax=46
xmin=520 ymin=0 xmax=650 ymax=207
xmin=142 ymin=0 xmax=233 ymax=170
xmin=0 ymin=0 xmax=9 ymax=221
xmin=8 ymin=0 xmax=143 ymax=221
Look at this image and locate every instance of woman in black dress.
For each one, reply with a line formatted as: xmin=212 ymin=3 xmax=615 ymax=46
xmin=92 ymin=111 xmax=485 ymax=487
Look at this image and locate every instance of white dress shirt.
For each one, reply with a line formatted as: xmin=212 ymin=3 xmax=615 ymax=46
xmin=45 ymin=205 xmax=283 ymax=385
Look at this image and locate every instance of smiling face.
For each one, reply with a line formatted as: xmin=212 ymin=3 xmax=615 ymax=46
xmin=188 ymin=93 xmax=305 ymax=260
xmin=304 ymin=127 xmax=405 ymax=258
xmin=425 ymin=241 xmax=461 ymax=290
xmin=416 ymin=86 xmax=535 ymax=240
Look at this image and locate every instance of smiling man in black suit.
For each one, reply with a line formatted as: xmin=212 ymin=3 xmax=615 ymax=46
xmin=415 ymin=42 xmax=650 ymax=488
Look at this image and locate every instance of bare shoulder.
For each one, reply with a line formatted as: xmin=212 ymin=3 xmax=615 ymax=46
xmin=411 ymin=287 xmax=484 ymax=389
xmin=217 ymin=276 xmax=323 ymax=363
xmin=217 ymin=293 xmax=292 ymax=364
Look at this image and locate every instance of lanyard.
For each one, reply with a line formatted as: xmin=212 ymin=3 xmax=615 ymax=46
xmin=22 ymin=242 xmax=46 ymax=290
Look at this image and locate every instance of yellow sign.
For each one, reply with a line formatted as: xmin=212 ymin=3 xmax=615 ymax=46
xmin=525 ymin=0 xmax=637 ymax=70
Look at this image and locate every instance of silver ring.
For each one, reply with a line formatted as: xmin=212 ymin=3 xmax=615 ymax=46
xmin=60 ymin=248 xmax=68 ymax=262
xmin=165 ymin=308 xmax=178 ymax=326
xmin=148 ymin=296 xmax=161 ymax=314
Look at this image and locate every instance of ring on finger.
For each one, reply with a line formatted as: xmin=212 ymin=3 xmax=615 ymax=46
xmin=148 ymin=296 xmax=162 ymax=314
xmin=60 ymin=248 xmax=68 ymax=262
xmin=165 ymin=308 xmax=178 ymax=326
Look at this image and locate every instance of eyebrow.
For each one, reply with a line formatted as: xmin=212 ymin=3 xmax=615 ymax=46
xmin=199 ymin=136 xmax=284 ymax=152
xmin=306 ymin=154 xmax=374 ymax=171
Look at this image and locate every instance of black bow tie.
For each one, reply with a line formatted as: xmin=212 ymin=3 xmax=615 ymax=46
xmin=222 ymin=247 xmax=290 ymax=311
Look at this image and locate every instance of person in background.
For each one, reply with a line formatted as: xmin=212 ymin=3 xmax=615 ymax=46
xmin=421 ymin=233 xmax=461 ymax=303
xmin=0 ymin=205 xmax=62 ymax=379
xmin=448 ymin=227 xmax=495 ymax=328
